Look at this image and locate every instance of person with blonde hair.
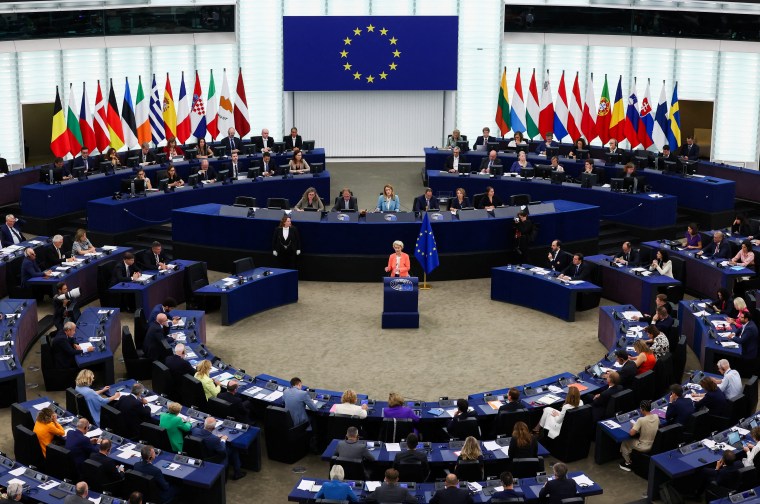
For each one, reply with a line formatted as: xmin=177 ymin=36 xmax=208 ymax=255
xmin=159 ymin=402 xmax=192 ymax=452
xmin=455 ymin=436 xmax=484 ymax=480
xmin=332 ymin=389 xmax=368 ymax=418
xmin=294 ymin=187 xmax=325 ymax=211
xmin=75 ymin=369 xmax=120 ymax=425
xmin=382 ymin=392 xmax=419 ymax=424
xmin=632 ymin=339 xmax=656 ymax=375
xmin=33 ymin=407 xmax=65 ymax=457
xmin=385 ymin=241 xmax=410 ymax=278
xmin=376 ymin=184 xmax=400 ymax=212
xmin=194 ymin=360 xmax=220 ymax=400
xmin=72 ymin=228 xmax=96 ymax=255
xmin=534 ymin=387 xmax=583 ymax=439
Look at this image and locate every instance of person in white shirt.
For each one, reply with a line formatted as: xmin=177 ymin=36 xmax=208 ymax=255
xmin=332 ymin=389 xmax=368 ymax=419
xmin=713 ymin=359 xmax=742 ymax=400
xmin=742 ymin=426 xmax=760 ymax=467
xmin=649 ymin=249 xmax=673 ymax=278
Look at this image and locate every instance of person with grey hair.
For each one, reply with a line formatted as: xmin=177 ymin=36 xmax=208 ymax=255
xmin=3 ymin=481 xmax=23 ymax=501
xmin=42 ymin=234 xmax=73 ymax=268
xmin=190 ymin=416 xmax=246 ymax=480
xmin=196 ymin=158 xmax=216 ymax=182
xmin=699 ymin=231 xmax=731 ymax=259
xmin=538 ymin=462 xmax=576 ymax=504
xmin=139 ymin=142 xmax=157 ymax=165
xmin=0 ymin=213 xmax=25 ymax=247
xmin=385 ymin=240 xmax=410 ymax=277
xmin=713 ymin=359 xmax=742 ymax=400
xmin=62 ymin=481 xmax=89 ymax=504
xmin=51 ymin=320 xmax=91 ymax=369
xmin=21 ymin=247 xmax=51 ymax=287
xmin=335 ymin=426 xmax=375 ymax=461
xmin=116 ymin=383 xmax=153 ymax=440
xmin=315 ymin=464 xmax=359 ymax=502
xmin=65 ymin=417 xmax=99 ymax=470
xmin=133 ymin=445 xmax=176 ymax=503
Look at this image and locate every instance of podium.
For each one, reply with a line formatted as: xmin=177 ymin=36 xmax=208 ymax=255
xmin=381 ymin=277 xmax=419 ymax=329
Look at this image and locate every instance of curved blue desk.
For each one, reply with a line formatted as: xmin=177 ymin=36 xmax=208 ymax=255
xmin=491 ymin=264 xmax=601 ymax=321
xmin=0 ymin=299 xmax=36 ymax=406
xmin=0 ymin=168 xmax=39 ymax=206
xmin=697 ymin=160 xmax=760 ymax=204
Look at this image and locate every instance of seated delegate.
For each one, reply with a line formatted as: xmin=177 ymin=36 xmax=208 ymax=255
xmin=294 ymin=187 xmax=325 ymax=211
xmin=684 ymin=223 xmax=702 ymax=249
xmin=479 ymin=150 xmax=502 ymax=175
xmin=559 ymin=253 xmax=591 ymax=281
xmin=448 ymin=188 xmax=470 ymax=211
xmin=446 ymin=128 xmax=464 ymax=149
xmin=534 ymin=387 xmax=582 ymax=439
xmin=509 ymin=150 xmax=532 ymax=174
xmin=649 ymin=249 xmax=673 ymax=277
xmin=376 ymin=184 xmax=400 ymax=212
xmin=289 ymin=150 xmax=311 ymax=174
xmin=445 ymin=146 xmax=466 ymax=173
xmin=413 ymin=187 xmax=439 ymax=212
xmin=476 ymin=186 xmax=502 ymax=210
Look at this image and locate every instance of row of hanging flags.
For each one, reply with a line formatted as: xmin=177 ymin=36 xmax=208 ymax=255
xmin=494 ymin=68 xmax=681 ymax=150
xmin=51 ymin=68 xmax=251 ymax=157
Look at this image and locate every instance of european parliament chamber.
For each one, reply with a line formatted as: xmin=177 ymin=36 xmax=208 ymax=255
xmin=2 ymin=2 xmax=760 ymax=504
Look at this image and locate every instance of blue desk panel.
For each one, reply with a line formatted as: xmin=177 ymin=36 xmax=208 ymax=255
xmin=678 ymin=299 xmax=744 ymax=373
xmin=108 ymin=259 xmax=198 ymax=316
xmin=171 ymin=200 xmax=600 ymax=256
xmin=0 ymin=299 xmax=36 ymax=404
xmin=0 ymin=168 xmax=40 ymax=206
xmin=491 ymin=265 xmax=601 ymax=322
xmin=194 ymin=267 xmax=299 ymax=325
xmin=697 ymin=160 xmax=760 ymax=204
xmin=0 ymin=237 xmax=49 ymax=299
xmin=425 ymin=148 xmax=734 ymax=213
xmin=87 ymin=172 xmax=330 ymax=233
xmin=427 ymin=170 xmax=677 ymax=227
xmin=71 ymin=307 xmax=122 ymax=384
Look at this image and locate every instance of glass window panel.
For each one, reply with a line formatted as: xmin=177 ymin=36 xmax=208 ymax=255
xmin=675 ymin=49 xmax=718 ymax=101
xmin=327 ymin=0 xmax=370 ymax=16
xmin=284 ymin=0 xmax=325 ymax=15
xmin=416 ymin=0 xmax=457 ymax=15
xmin=0 ymin=52 xmax=21 ymax=164
xmin=19 ymin=50 xmax=62 ymax=103
xmin=371 ymin=0 xmax=413 ymax=15
xmin=714 ymin=51 xmax=760 ymax=163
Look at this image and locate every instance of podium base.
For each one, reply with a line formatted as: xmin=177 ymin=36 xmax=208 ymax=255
xmin=382 ymin=312 xmax=420 ymax=329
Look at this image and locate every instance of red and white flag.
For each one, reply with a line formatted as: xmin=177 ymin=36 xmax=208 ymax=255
xmin=233 ymin=68 xmax=251 ymax=138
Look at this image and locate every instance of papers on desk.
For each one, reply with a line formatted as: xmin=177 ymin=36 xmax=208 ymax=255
xmin=102 ymin=245 xmax=118 ymax=251
xmin=147 ymin=403 xmax=163 ymax=414
xmin=33 ymin=401 xmax=51 ymax=411
xmin=648 ymin=193 xmax=664 ymax=198
xmin=536 ymin=394 xmax=563 ymax=405
xmin=55 ymin=265 xmax=72 ymax=272
xmin=85 ymin=428 xmax=103 ymax=438
xmin=241 ymin=386 xmax=263 ymax=397
xmin=185 ymin=350 xmax=198 ymax=359
xmin=483 ymin=440 xmax=510 ymax=457
xmin=711 ymin=320 xmax=732 ymax=331
xmin=116 ymin=443 xmax=141 ymax=460
xmin=720 ymin=261 xmax=730 ymax=267
xmin=215 ymin=372 xmax=235 ymax=387
xmin=529 ymin=267 xmax=550 ymax=275
xmin=79 ymin=342 xmax=94 ymax=352
xmin=263 ymin=390 xmax=283 ymax=402
xmin=166 ymin=463 xmax=181 ymax=471
xmin=487 ymin=400 xmax=503 ymax=410
xmin=468 ymin=482 xmax=483 ymax=492
xmin=444 ymin=408 xmax=458 ymax=418
xmin=622 ymin=310 xmax=643 ymax=320
xmin=48 ymin=272 xmax=63 ymax=278
xmin=385 ymin=443 xmax=402 ymax=452
xmin=170 ymin=332 xmax=186 ymax=342
xmin=547 ymin=385 xmax=563 ymax=394
xmin=39 ymin=479 xmax=60 ymax=491
xmin=298 ymin=480 xmax=317 ymax=492
xmin=573 ymin=475 xmax=595 ymax=487
xmin=601 ymin=419 xmax=622 ymax=430
xmin=136 ymin=274 xmax=153 ymax=282
xmin=721 ymin=341 xmax=740 ymax=349
xmin=9 ymin=467 xmax=25 ymax=476
xmin=1 ymin=245 xmax=23 ymax=254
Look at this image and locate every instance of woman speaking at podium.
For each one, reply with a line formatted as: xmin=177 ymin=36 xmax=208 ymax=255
xmin=385 ymin=240 xmax=410 ymax=277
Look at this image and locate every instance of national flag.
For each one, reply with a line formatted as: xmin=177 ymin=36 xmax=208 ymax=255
xmin=638 ymin=80 xmax=654 ymax=149
xmin=121 ymin=77 xmax=138 ymax=149
xmin=50 ymin=87 xmax=70 ymax=158
xmin=510 ymin=68 xmax=526 ymax=135
xmin=106 ymin=79 xmax=125 ymax=150
xmin=162 ymin=73 xmax=177 ymax=140
xmin=652 ymin=81 xmax=670 ymax=150
xmin=176 ymin=72 xmax=191 ymax=143
xmin=568 ymin=72 xmax=583 ymax=142
xmin=596 ymin=75 xmax=611 ymax=144
xmin=206 ymin=70 xmax=219 ymax=140
xmin=135 ymin=76 xmax=151 ymax=146
xmin=93 ymin=81 xmax=109 ymax=153
xmin=66 ymin=84 xmax=83 ymax=156
xmin=494 ymin=67 xmax=511 ymax=137
xmin=609 ymin=76 xmax=625 ymax=143
xmin=217 ymin=69 xmax=234 ymax=135
xmin=552 ymin=71 xmax=569 ymax=141
xmin=581 ymin=73 xmax=597 ymax=143
xmin=538 ymin=71 xmax=554 ymax=139
xmin=149 ymin=74 xmax=165 ymax=145
xmin=526 ymin=69 xmax=540 ymax=139
xmin=233 ymin=68 xmax=251 ymax=138
xmin=624 ymin=80 xmax=640 ymax=147
xmin=414 ymin=212 xmax=439 ymax=275
xmin=668 ymin=82 xmax=681 ymax=149
xmin=190 ymin=70 xmax=206 ymax=140
xmin=79 ymin=83 xmax=96 ymax=152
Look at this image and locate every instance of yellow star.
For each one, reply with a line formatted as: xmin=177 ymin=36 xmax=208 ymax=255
xmin=353 ymin=27 xmax=362 ymax=36
xmin=389 ymin=62 xmax=398 ymax=70
xmin=389 ymin=36 xmax=398 ymax=45
xmin=343 ymin=62 xmax=352 ymax=70
xmin=343 ymin=37 xmax=352 ymax=45
xmin=379 ymin=27 xmax=388 ymax=36
xmin=379 ymin=71 xmax=388 ymax=80
xmin=340 ymin=50 xmax=348 ymax=58
xmin=392 ymin=49 xmax=401 ymax=58
xmin=366 ymin=75 xmax=375 ymax=83
xmin=366 ymin=24 xmax=375 ymax=32
xmin=353 ymin=71 xmax=361 ymax=80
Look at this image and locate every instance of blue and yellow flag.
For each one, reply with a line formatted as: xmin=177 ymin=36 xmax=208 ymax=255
xmin=283 ymin=16 xmax=458 ymax=91
xmin=414 ymin=212 xmax=439 ymax=275
xmin=667 ymin=82 xmax=681 ymax=149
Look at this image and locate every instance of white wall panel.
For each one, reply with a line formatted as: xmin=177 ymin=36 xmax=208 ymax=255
xmin=294 ymin=91 xmax=443 ymax=157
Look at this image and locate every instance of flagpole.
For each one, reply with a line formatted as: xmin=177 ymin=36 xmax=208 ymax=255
xmin=420 ymin=272 xmax=430 ymax=290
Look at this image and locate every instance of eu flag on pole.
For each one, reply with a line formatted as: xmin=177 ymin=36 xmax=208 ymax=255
xmin=283 ymin=16 xmax=458 ymax=91
xmin=414 ymin=213 xmax=439 ymax=275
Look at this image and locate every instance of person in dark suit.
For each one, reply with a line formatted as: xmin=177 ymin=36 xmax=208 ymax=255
xmin=613 ymin=241 xmax=639 ymax=267
xmin=447 ymin=399 xmax=477 ymax=439
xmin=472 ymin=127 xmax=494 ymax=150
xmin=284 ymin=127 xmax=302 ymax=150
xmin=220 ymin=128 xmax=243 ymax=154
xmin=116 ymin=383 xmax=155 ymax=440
xmin=449 ymin=188 xmax=471 ymax=211
xmin=62 ymin=482 xmax=91 ymax=504
xmin=137 ymin=241 xmax=170 ymax=271
xmin=694 ymin=377 xmax=729 ymax=417
xmin=259 ymin=152 xmax=276 ymax=177
xmin=476 ymin=186 xmax=503 ymax=210
xmin=699 ymin=450 xmax=742 ymax=496
xmin=90 ymin=439 xmax=125 ymax=484
xmin=538 ymin=462 xmax=577 ymax=504
xmin=680 ymin=136 xmax=700 ymax=160
xmin=272 ymin=216 xmax=301 ymax=269
xmin=666 ymin=384 xmax=695 ymax=426
xmin=42 ymin=235 xmax=72 ymax=269
xmin=731 ymin=311 xmax=758 ymax=360
xmin=559 ymin=253 xmax=591 ymax=281
xmin=365 ymin=468 xmax=417 ymax=504
xmin=514 ymin=211 xmax=536 ymax=258
xmin=148 ymin=298 xmax=179 ymax=330
xmin=430 ymin=473 xmax=473 ymax=504
xmin=606 ymin=138 xmax=625 ymax=156
xmin=492 ymin=472 xmax=521 ymax=501
xmin=699 ymin=231 xmax=732 ymax=259
xmin=111 ymin=252 xmax=141 ymax=286
xmin=254 ymin=129 xmax=275 ymax=152
xmin=53 ymin=282 xmax=80 ymax=331
xmin=143 ymin=313 xmax=172 ymax=363
xmin=548 ymin=240 xmax=572 ymax=272
xmin=479 ymin=150 xmax=503 ymax=175
xmin=393 ymin=433 xmax=429 ymax=480
xmin=164 ymin=344 xmax=195 ymax=398
xmin=133 ymin=445 xmax=176 ymax=504
xmin=607 ymin=349 xmax=637 ymax=389
xmin=446 ymin=147 xmax=467 ymax=172
xmin=72 ymin=147 xmax=96 ymax=173
xmin=217 ymin=379 xmax=252 ymax=423
xmin=592 ymin=371 xmax=623 ymax=422
xmin=535 ymin=132 xmax=558 ymax=154
xmin=413 ymin=188 xmax=440 ymax=212
xmin=191 ymin=417 xmax=246 ymax=480
xmin=138 ymin=142 xmax=157 ymax=165
xmin=21 ymin=247 xmax=51 ymax=287
xmin=654 ymin=306 xmax=675 ymax=335
xmin=65 ymin=418 xmax=99 ymax=469
xmin=335 ymin=426 xmax=375 ymax=461
xmin=332 ymin=188 xmax=358 ymax=212
xmin=657 ymin=144 xmax=677 ymax=169
xmin=51 ymin=321 xmax=91 ymax=369
xmin=1 ymin=214 xmax=25 ymax=247
xmin=195 ymin=158 xmax=217 ymax=182
xmin=498 ymin=388 xmax=522 ymax=413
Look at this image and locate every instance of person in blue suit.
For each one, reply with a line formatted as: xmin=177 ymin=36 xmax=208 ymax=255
xmin=731 ymin=311 xmax=758 ymax=360
xmin=64 ymin=417 xmax=99 ymax=469
xmin=698 ymin=231 xmax=732 ymax=259
xmin=282 ymin=377 xmax=318 ymax=427
xmin=133 ymin=445 xmax=176 ymax=504
xmin=665 ymin=384 xmax=695 ymax=426
xmin=72 ymin=147 xmax=97 ymax=173
xmin=148 ymin=298 xmax=178 ymax=327
xmin=491 ymin=471 xmax=521 ymax=501
xmin=190 ymin=416 xmax=246 ymax=480
xmin=1 ymin=214 xmax=25 ymax=247
xmin=376 ymin=184 xmax=401 ymax=212
xmin=21 ymin=247 xmax=51 ymax=287
xmin=220 ymin=127 xmax=243 ymax=154
xmin=535 ymin=132 xmax=558 ymax=154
